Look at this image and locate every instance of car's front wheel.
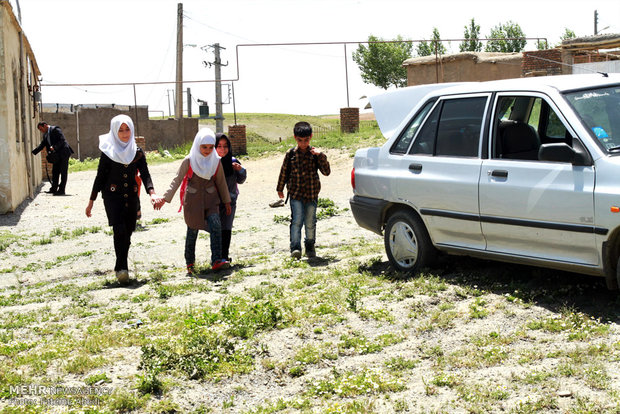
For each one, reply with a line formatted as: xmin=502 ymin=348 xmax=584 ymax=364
xmin=384 ymin=210 xmax=435 ymax=273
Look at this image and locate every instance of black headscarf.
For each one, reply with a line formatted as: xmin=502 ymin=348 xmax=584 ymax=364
xmin=216 ymin=133 xmax=234 ymax=177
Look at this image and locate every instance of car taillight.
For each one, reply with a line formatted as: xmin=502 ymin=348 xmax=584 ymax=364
xmin=351 ymin=167 xmax=355 ymax=190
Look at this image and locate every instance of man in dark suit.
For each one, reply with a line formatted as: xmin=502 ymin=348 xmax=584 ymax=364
xmin=32 ymin=121 xmax=74 ymax=195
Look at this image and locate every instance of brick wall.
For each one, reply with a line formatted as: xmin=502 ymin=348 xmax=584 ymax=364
xmin=228 ymin=125 xmax=247 ymax=155
xmin=522 ymin=49 xmax=563 ymax=76
xmin=340 ymin=107 xmax=359 ymax=133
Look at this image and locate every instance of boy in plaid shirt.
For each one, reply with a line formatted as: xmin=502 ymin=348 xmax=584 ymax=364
xmin=276 ymin=122 xmax=330 ymax=259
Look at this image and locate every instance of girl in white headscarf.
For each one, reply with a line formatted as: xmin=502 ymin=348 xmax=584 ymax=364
xmin=158 ymin=128 xmax=232 ymax=274
xmin=85 ymin=115 xmax=163 ymax=284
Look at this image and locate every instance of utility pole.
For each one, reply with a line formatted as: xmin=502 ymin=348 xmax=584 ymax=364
xmin=214 ymin=43 xmax=225 ymax=133
xmin=175 ymin=3 xmax=183 ymax=119
xmin=594 ymin=10 xmax=598 ymax=35
xmin=187 ymin=87 xmax=192 ymax=118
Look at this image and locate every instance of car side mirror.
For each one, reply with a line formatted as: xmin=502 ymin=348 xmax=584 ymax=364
xmin=538 ymin=142 xmax=591 ymax=166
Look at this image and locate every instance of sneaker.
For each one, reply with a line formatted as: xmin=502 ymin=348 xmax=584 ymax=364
xmin=53 ymin=191 xmax=65 ymax=196
xmin=186 ymin=264 xmax=195 ymax=276
xmin=212 ymin=259 xmax=230 ymax=271
xmin=116 ymin=270 xmax=130 ymax=285
xmin=291 ymin=250 xmax=302 ymax=259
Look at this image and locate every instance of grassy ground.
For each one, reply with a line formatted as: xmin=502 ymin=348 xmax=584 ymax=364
xmin=3 ymin=115 xmax=619 ymax=413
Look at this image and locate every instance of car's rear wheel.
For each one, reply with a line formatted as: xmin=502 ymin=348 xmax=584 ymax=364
xmin=384 ymin=210 xmax=435 ymax=273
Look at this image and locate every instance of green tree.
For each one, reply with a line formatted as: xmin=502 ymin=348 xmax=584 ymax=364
xmin=417 ymin=27 xmax=447 ymax=57
xmin=459 ymin=18 xmax=482 ymax=52
xmin=485 ymin=21 xmax=527 ymax=52
xmin=352 ymin=35 xmax=414 ymax=89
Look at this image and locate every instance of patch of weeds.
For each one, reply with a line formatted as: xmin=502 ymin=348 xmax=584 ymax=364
xmin=407 ymin=273 xmax=448 ymax=296
xmin=64 ymin=354 xmax=108 ymax=374
xmin=273 ymin=214 xmax=290 ymax=224
xmin=136 ymin=371 xmax=164 ymax=395
xmin=0 ymin=231 xmax=21 ymax=251
xmin=346 ymin=283 xmax=361 ymax=312
xmin=106 ymin=390 xmax=148 ymax=412
xmin=306 ymin=367 xmax=405 ymax=397
xmin=149 ymin=268 xmax=172 ymax=283
xmin=358 ymin=307 xmax=394 ymax=322
xmin=290 ymin=343 xmax=338 ymax=376
xmin=338 ymin=332 xmax=405 ymax=355
xmin=430 ymin=371 xmax=461 ymax=388
xmin=385 ymin=356 xmax=418 ymax=373
xmin=33 ymin=236 xmax=53 ymax=245
xmin=456 ymin=381 xmax=509 ymax=410
xmin=282 ymin=257 xmax=310 ymax=269
xmin=583 ymin=362 xmax=611 ymax=390
xmin=131 ymin=293 xmax=153 ymax=303
xmin=448 ymin=345 xmax=509 ymax=368
xmin=417 ymin=307 xmax=459 ymax=332
xmin=510 ymin=394 xmax=559 ymax=413
xmin=85 ymin=372 xmax=111 ymax=386
xmin=139 ymin=328 xmax=254 ymax=380
xmin=186 ymin=296 xmax=287 ymax=339
xmin=526 ymin=307 xmax=610 ymax=340
xmin=149 ymin=399 xmax=180 ymax=413
xmin=149 ymin=218 xmax=170 ymax=225
xmin=469 ymin=297 xmax=489 ymax=319
xmin=324 ymin=399 xmax=376 ymax=413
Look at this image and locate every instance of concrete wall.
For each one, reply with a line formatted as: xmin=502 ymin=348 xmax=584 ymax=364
xmin=41 ymin=107 xmax=198 ymax=160
xmin=0 ymin=2 xmax=42 ymax=214
xmin=405 ymin=52 xmax=522 ymax=86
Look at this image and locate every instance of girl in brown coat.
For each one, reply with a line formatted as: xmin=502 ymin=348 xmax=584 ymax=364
xmin=157 ymin=128 xmax=231 ymax=273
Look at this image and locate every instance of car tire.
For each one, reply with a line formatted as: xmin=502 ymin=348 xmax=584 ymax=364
xmin=384 ymin=210 xmax=435 ymax=274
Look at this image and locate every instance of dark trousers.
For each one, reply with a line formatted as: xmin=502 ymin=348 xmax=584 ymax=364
xmin=112 ymin=220 xmax=134 ymax=271
xmin=51 ymin=155 xmax=70 ymax=193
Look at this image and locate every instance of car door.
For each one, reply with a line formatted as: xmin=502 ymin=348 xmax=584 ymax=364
xmin=479 ymin=93 xmax=598 ymax=265
xmin=389 ymin=94 xmax=489 ymax=250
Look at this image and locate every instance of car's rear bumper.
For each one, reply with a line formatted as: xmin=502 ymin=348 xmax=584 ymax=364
xmin=349 ymin=195 xmax=388 ymax=235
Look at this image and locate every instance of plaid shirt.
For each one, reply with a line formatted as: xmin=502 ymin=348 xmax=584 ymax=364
xmin=276 ymin=147 xmax=330 ymax=202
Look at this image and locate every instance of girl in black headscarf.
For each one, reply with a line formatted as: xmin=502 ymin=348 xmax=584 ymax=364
xmin=215 ymin=133 xmax=247 ymax=261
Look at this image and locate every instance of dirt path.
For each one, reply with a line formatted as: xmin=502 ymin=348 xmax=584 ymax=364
xmin=0 ymin=149 xmax=374 ymax=287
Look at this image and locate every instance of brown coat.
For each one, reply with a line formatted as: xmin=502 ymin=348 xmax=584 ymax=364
xmin=163 ymin=157 xmax=231 ymax=230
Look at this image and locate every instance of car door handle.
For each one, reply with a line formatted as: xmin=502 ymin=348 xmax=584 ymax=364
xmin=409 ymin=163 xmax=423 ymax=173
xmin=490 ymin=170 xmax=508 ymax=178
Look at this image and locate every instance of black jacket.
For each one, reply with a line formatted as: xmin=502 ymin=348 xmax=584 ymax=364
xmin=32 ymin=126 xmax=73 ymax=158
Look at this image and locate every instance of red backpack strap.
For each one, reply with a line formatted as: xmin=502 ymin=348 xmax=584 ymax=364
xmin=178 ymin=164 xmax=193 ymax=213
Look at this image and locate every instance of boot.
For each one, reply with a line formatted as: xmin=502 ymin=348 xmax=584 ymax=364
xmin=305 ymin=241 xmax=316 ymax=258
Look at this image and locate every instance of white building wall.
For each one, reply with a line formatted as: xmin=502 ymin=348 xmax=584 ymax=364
xmin=0 ymin=2 xmax=41 ymax=214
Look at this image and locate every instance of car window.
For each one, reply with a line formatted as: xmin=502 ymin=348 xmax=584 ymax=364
xmin=494 ymin=95 xmax=571 ymax=160
xmin=409 ymin=104 xmax=440 ymax=155
xmin=390 ymin=100 xmax=434 ymax=154
xmin=565 ymin=86 xmax=620 ymax=152
xmin=435 ymin=97 xmax=486 ymax=157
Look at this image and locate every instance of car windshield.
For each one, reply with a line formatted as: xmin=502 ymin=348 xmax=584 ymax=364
xmin=565 ymin=85 xmax=620 ymax=153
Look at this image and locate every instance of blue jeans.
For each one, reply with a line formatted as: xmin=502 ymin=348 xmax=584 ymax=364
xmin=184 ymin=213 xmax=222 ymax=265
xmin=289 ymin=199 xmax=317 ymax=252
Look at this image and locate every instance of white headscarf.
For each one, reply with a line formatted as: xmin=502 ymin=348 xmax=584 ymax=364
xmin=189 ymin=128 xmax=220 ymax=179
xmin=98 ymin=115 xmax=138 ymax=165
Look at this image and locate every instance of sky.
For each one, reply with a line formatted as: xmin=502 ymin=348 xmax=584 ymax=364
xmin=11 ymin=0 xmax=620 ymax=117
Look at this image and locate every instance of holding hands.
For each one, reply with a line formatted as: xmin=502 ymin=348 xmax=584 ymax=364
xmin=150 ymin=193 xmax=165 ymax=210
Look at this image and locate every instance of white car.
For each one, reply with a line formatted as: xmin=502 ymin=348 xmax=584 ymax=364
xmin=350 ymin=74 xmax=620 ymax=290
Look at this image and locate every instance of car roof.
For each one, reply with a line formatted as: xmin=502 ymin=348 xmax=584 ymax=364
xmin=435 ymin=73 xmax=620 ymax=95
